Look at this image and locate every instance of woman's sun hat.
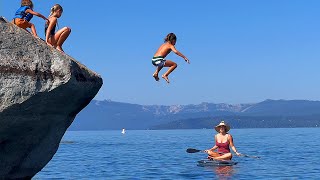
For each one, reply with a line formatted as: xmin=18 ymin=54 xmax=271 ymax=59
xmin=215 ymin=121 xmax=230 ymax=132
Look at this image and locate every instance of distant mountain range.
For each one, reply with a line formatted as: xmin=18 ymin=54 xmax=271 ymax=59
xmin=69 ymin=99 xmax=320 ymax=130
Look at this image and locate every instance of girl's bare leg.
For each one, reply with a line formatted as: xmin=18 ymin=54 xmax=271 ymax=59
xmin=53 ymin=27 xmax=71 ymax=52
xmin=153 ymin=66 xmax=162 ymax=81
xmin=162 ymin=60 xmax=177 ymax=83
xmin=46 ymin=37 xmax=54 ymax=47
xmin=30 ymin=24 xmax=38 ymax=37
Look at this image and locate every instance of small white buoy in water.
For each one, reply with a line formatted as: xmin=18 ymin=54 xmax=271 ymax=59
xmin=121 ymin=128 xmax=126 ymax=134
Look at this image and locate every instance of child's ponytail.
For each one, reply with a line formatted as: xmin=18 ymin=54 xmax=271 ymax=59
xmin=49 ymin=4 xmax=63 ymax=17
xmin=49 ymin=7 xmax=54 ymax=16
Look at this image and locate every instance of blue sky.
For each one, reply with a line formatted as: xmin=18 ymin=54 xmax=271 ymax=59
xmin=3 ymin=0 xmax=320 ymax=105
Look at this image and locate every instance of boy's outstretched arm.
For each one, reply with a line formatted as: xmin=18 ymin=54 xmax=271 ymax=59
xmin=170 ymin=45 xmax=190 ymax=64
xmin=25 ymin=9 xmax=49 ymax=21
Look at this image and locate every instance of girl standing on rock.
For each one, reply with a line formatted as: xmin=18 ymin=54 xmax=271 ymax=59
xmin=12 ymin=0 xmax=48 ymax=38
xmin=45 ymin=4 xmax=71 ymax=52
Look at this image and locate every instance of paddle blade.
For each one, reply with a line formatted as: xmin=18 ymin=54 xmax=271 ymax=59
xmin=186 ymin=148 xmax=202 ymax=153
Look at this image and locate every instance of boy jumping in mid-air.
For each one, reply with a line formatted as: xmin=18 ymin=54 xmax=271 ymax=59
xmin=152 ymin=33 xmax=190 ymax=83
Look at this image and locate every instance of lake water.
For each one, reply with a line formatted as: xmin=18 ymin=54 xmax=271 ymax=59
xmin=34 ymin=128 xmax=320 ymax=179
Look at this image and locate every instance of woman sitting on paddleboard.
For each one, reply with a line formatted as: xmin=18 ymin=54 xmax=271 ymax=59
xmin=204 ymin=121 xmax=241 ymax=160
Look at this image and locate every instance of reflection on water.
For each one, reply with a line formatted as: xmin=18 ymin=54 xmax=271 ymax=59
xmin=204 ymin=165 xmax=235 ymax=180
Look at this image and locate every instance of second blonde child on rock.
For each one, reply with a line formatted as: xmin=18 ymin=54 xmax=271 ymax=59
xmin=45 ymin=4 xmax=71 ymax=52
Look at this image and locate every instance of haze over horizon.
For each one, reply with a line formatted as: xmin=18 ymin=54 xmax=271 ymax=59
xmin=3 ymin=0 xmax=320 ymax=105
xmin=93 ymin=98 xmax=320 ymax=106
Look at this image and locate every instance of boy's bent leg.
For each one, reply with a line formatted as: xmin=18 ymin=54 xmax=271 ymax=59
xmin=153 ymin=66 xmax=162 ymax=81
xmin=162 ymin=60 xmax=177 ymax=83
xmin=152 ymin=75 xmax=159 ymax=81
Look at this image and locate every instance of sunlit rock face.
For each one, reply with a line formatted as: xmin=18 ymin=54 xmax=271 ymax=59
xmin=0 ymin=17 xmax=103 ymax=179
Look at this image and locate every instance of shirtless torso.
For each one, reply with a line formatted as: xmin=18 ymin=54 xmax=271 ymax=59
xmin=151 ymin=35 xmax=189 ymax=83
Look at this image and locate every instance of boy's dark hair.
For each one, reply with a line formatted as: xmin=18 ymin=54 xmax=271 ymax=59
xmin=21 ymin=0 xmax=33 ymax=9
xmin=164 ymin=33 xmax=177 ymax=43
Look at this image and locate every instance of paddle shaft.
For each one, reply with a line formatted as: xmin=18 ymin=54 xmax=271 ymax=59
xmin=186 ymin=148 xmax=226 ymax=154
xmin=187 ymin=148 xmax=260 ymax=158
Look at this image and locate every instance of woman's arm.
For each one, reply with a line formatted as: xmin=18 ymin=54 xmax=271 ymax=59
xmin=170 ymin=45 xmax=190 ymax=64
xmin=207 ymin=145 xmax=218 ymax=152
xmin=25 ymin=9 xmax=48 ymax=21
xmin=229 ymin=134 xmax=241 ymax=156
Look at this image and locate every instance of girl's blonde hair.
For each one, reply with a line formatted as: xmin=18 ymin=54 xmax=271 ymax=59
xmin=21 ymin=0 xmax=33 ymax=9
xmin=49 ymin=4 xmax=63 ymax=16
xmin=164 ymin=33 xmax=177 ymax=43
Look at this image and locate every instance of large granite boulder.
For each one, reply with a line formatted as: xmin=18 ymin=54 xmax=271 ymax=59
xmin=0 ymin=17 xmax=103 ymax=179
